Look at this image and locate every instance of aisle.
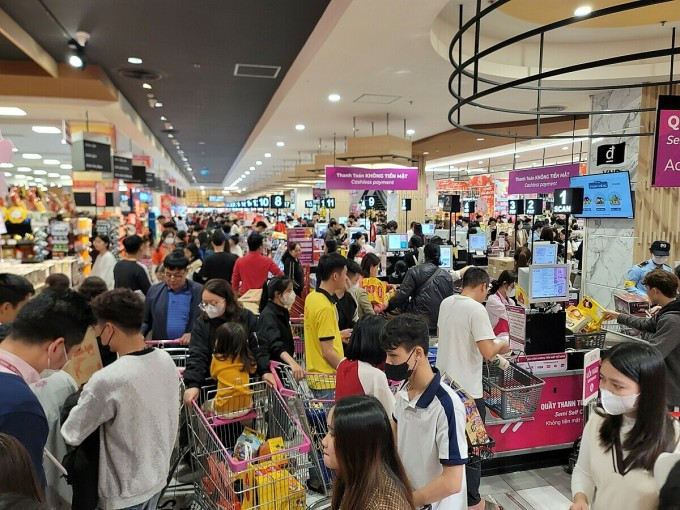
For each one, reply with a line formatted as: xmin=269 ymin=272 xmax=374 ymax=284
xmin=481 ymin=467 xmax=573 ymax=509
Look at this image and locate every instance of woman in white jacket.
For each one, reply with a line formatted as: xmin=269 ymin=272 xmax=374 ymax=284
xmin=90 ymin=234 xmax=116 ymax=289
xmin=571 ymin=342 xmax=680 ymax=510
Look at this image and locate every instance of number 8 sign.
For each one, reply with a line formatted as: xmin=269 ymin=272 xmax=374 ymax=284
xmin=270 ymin=195 xmax=285 ymax=209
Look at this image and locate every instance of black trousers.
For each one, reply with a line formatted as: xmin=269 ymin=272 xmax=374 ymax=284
xmin=467 ymin=398 xmax=487 ymax=506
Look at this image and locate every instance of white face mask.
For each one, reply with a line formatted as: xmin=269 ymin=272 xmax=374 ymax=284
xmin=652 ymin=255 xmax=669 ymax=266
xmin=506 ymin=286 xmax=516 ymax=298
xmin=281 ymin=291 xmax=296 ymax=309
xmin=201 ymin=301 xmax=226 ymax=319
xmin=601 ymin=389 xmax=639 ymax=415
xmin=165 ymin=237 xmax=175 ymax=246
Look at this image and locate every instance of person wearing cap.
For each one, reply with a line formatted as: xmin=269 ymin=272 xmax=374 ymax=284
xmin=625 ymin=241 xmax=673 ymax=296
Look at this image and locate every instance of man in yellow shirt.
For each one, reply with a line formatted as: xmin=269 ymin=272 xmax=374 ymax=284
xmin=304 ymin=253 xmax=348 ymax=399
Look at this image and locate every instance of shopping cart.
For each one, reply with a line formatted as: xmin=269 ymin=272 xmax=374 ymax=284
xmin=290 ymin=317 xmax=305 ymax=366
xmin=145 ymin=339 xmax=190 ymax=375
xmin=186 ymin=379 xmax=312 ymax=509
xmin=270 ymin=362 xmax=336 ymax=497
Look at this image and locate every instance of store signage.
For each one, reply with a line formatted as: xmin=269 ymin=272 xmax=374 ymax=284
xmin=72 ymin=140 xmax=112 ymax=172
xmin=508 ymin=199 xmax=524 ymax=215
xmin=508 ymin=163 xmax=580 ymax=195
xmin=552 ymin=187 xmax=584 ymax=215
xmin=506 ymin=305 xmax=526 ymax=350
xmin=401 ymin=198 xmax=411 ymax=211
xmin=442 ymin=194 xmax=460 ymax=213
xmin=321 ymin=197 xmax=336 ymax=209
xmin=463 ymin=200 xmax=476 ymax=214
xmin=112 ymin=156 xmax=133 ymax=180
xmin=525 ymin=198 xmax=543 ymax=216
xmin=284 ymin=201 xmax=291 ymax=208
xmin=652 ymin=95 xmax=680 ymax=187
xmin=125 ymin=165 xmax=146 ymax=184
xmin=208 ymin=195 xmax=225 ymax=202
xmin=271 ymin=195 xmax=285 ymax=208
xmin=146 ymin=171 xmax=155 ymax=187
xmin=288 ymin=227 xmax=314 ymax=265
xmin=514 ymin=353 xmax=568 ymax=374
xmin=304 ymin=200 xmax=314 ymax=208
xmin=582 ymin=348 xmax=601 ymax=405
xmin=258 ymin=196 xmax=270 ymax=208
xmin=325 ymin=165 xmax=418 ymax=191
xmin=363 ymin=195 xmax=386 ymax=210
xmin=596 ymin=142 xmax=625 ymax=166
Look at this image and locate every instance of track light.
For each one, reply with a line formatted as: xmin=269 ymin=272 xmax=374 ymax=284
xmin=67 ymin=32 xmax=90 ymax=70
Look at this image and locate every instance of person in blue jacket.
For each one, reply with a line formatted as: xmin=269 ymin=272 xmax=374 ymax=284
xmin=625 ymin=240 xmax=673 ymax=296
xmin=142 ymin=249 xmax=203 ymax=344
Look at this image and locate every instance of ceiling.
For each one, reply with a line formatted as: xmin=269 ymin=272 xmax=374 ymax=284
xmin=0 ymin=0 xmax=331 ymax=185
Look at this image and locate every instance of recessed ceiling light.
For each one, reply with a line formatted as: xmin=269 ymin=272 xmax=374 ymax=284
xmin=256 ymin=160 xmax=262 ymax=165
xmin=3 ymin=172 xmax=11 ymax=177
xmin=276 ymin=141 xmax=285 ymax=147
xmin=245 ymin=171 xmax=251 ymax=175
xmin=199 ymin=185 xmax=205 ymax=190
xmin=406 ymin=129 xmax=416 ymax=136
xmin=249 ymin=166 xmax=255 ymax=171
xmin=48 ymin=172 xmax=60 ymax=178
xmin=33 ymin=170 xmax=47 ymax=175
xmin=574 ymin=5 xmax=592 ymax=16
xmin=14 ymin=174 xmax=26 ymax=179
xmin=0 ymin=163 xmax=13 ymax=168
xmin=264 ymin=153 xmax=272 ymax=158
xmin=241 ymin=174 xmax=246 ymax=178
xmin=328 ymin=94 xmax=341 ymax=102
xmin=60 ymin=164 xmax=72 ymax=170
xmin=562 ymin=146 xmax=569 ymax=150
xmin=142 ymin=83 xmax=152 ymax=89
xmin=476 ymin=138 xmax=485 ymax=141
xmin=478 ymin=160 xmax=484 ymax=164
xmin=43 ymin=159 xmax=60 ymax=165
xmin=422 ymin=151 xmax=429 ymax=155
xmin=12 ymin=147 xmax=18 ymax=152
xmin=168 ymin=134 xmax=174 ymax=138
xmin=32 ymin=126 xmax=61 ymax=134
xmin=515 ymin=155 xmax=520 ymax=159
xmin=155 ymin=102 xmax=163 ymax=108
xmin=198 ymin=141 xmax=205 ymax=145
xmin=128 ymin=56 xmax=143 ymax=64
xmin=160 ymin=116 xmax=167 ymax=121
xmin=17 ymin=167 xmax=31 ymax=172
xmin=295 ymin=124 xmax=305 ymax=131
xmin=59 ymin=175 xmax=71 ymax=179
xmin=22 ymin=153 xmax=42 ymax=160
xmin=0 ymin=107 xmax=27 ymax=116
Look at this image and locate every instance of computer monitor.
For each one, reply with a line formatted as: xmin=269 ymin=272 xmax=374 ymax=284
xmin=454 ymin=230 xmax=468 ymax=249
xmin=315 ymin=223 xmax=328 ymax=237
xmin=358 ymin=218 xmax=370 ymax=229
xmin=468 ymin=234 xmax=487 ymax=252
xmin=422 ymin=223 xmax=435 ymax=236
xmin=518 ymin=264 xmax=570 ymax=304
xmin=348 ymin=227 xmax=368 ymax=241
xmin=338 ymin=216 xmax=348 ymax=225
xmin=434 ymin=229 xmax=451 ymax=242
xmin=387 ymin=233 xmax=409 ymax=252
xmin=440 ymin=245 xmax=453 ymax=269
xmin=532 ymin=242 xmax=559 ymax=265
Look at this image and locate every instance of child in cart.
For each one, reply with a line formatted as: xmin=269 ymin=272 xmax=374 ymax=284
xmin=205 ymin=322 xmax=256 ymax=419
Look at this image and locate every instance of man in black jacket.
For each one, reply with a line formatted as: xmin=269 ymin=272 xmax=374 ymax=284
xmin=195 ymin=230 xmax=238 ymax=284
xmin=141 ymin=250 xmax=202 ymax=344
xmin=385 ymin=242 xmax=465 ymax=335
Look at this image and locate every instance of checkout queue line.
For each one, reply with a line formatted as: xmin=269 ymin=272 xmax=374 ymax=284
xmin=1 ymin=207 xmax=680 ymax=510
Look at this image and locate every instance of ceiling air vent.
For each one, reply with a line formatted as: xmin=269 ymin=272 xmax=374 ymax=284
xmin=354 ymin=94 xmax=401 ymax=105
xmin=234 ymin=64 xmax=281 ymax=79
xmin=118 ymin=68 xmax=163 ymax=81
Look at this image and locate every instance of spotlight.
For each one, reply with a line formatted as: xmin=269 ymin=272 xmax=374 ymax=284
xmin=67 ymin=32 xmax=90 ymax=70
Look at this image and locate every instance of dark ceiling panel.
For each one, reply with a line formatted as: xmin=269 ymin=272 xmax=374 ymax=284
xmin=0 ymin=0 xmax=330 ymax=184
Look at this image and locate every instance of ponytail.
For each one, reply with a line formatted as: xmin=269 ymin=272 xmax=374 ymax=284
xmin=259 ymin=276 xmax=292 ymax=313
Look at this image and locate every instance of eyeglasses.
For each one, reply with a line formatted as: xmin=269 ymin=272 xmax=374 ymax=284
xmin=164 ymin=272 xmax=186 ymax=280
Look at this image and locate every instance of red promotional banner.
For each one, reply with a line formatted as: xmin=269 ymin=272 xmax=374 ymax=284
xmin=469 ymin=175 xmax=495 ymax=217
xmin=435 ymin=179 xmax=470 ymax=193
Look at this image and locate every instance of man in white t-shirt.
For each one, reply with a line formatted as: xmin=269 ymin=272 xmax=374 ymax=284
xmin=437 ymin=267 xmax=509 ymax=510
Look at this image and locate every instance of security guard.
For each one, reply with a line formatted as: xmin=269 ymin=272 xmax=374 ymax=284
xmin=625 ymin=240 xmax=673 ymax=296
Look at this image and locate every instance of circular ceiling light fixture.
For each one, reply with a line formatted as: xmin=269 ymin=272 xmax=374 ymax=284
xmin=249 ymin=166 xmax=255 ymax=171
xmin=128 ymin=56 xmax=143 ymax=65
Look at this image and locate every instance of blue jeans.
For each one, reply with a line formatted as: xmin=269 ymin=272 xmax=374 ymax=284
xmin=311 ymin=388 xmax=335 ymax=402
xmin=119 ymin=491 xmax=161 ymax=510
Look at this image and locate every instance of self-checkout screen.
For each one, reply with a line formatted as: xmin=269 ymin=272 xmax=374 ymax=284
xmin=530 ymin=266 xmax=569 ymax=300
xmin=387 ymin=233 xmax=409 ymax=251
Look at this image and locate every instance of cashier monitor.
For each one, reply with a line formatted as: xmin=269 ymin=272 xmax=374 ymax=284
xmin=387 ymin=233 xmax=409 ymax=252
xmin=517 ymin=264 xmax=570 ymax=304
xmin=469 ymin=233 xmax=487 ymax=254
xmin=422 ymin=223 xmax=435 ymax=237
xmin=532 ymin=242 xmax=559 ymax=265
xmin=439 ymin=245 xmax=453 ymax=270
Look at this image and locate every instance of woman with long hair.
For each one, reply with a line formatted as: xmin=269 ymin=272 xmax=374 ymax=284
xmin=90 ymin=234 xmax=116 ymax=289
xmin=0 ymin=433 xmax=43 ymax=503
xmin=281 ymin=241 xmax=304 ymax=296
xmin=361 ymin=253 xmax=381 ymax=279
xmin=403 ymin=236 xmax=423 ymax=268
xmin=514 ymin=246 xmax=532 ymax=270
xmin=570 ymin=342 xmax=680 ymax=510
xmin=347 ymin=242 xmax=362 ymax=264
xmin=486 ymin=270 xmax=517 ymax=335
xmin=322 ymin=395 xmax=414 ymax=510
xmin=256 ymin=276 xmax=305 ymax=381
xmin=151 ymin=229 xmax=175 ymax=267
xmin=183 ymin=278 xmax=270 ymax=403
xmin=184 ymin=243 xmax=203 ymax=281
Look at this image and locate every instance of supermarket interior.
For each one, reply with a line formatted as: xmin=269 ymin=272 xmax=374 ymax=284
xmin=1 ymin=1 xmax=680 ymax=509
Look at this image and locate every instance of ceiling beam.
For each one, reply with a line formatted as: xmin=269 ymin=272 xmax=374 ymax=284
xmin=0 ymin=8 xmax=58 ymax=78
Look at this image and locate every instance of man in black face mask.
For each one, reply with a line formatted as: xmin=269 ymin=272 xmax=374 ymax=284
xmin=380 ymin=314 xmax=468 ymax=510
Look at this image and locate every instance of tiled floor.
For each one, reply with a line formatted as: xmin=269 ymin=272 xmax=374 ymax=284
xmin=481 ymin=466 xmax=574 ymax=510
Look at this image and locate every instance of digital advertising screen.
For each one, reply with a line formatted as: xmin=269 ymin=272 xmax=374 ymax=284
xmin=570 ymin=171 xmax=634 ymax=219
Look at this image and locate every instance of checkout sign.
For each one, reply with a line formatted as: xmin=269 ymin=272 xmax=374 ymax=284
xmin=552 ymin=188 xmax=584 ymax=215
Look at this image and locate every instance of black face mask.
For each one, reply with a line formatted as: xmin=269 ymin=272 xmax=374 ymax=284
xmin=335 ymin=229 xmax=342 ymax=235
xmin=385 ymin=349 xmax=417 ymax=382
xmin=96 ymin=325 xmax=113 ymax=347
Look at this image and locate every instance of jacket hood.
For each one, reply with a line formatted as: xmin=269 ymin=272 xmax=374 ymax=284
xmin=658 ymin=298 xmax=680 ymax=317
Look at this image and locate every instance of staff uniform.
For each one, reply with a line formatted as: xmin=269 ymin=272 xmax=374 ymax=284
xmin=485 ymin=292 xmax=515 ymax=336
xmin=625 ymin=259 xmax=673 ymax=296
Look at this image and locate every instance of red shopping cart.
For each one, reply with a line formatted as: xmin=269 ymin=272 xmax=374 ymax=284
xmin=186 ymin=379 xmax=312 ymax=509
xmin=270 ymin=362 xmax=335 ymax=497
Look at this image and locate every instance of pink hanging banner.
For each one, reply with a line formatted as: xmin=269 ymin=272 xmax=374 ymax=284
xmin=652 ymin=95 xmax=680 ymax=187
xmin=508 ymin=163 xmax=580 ymax=195
xmin=325 ymin=166 xmax=418 ymax=191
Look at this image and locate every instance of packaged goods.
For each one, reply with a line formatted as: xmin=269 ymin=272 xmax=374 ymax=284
xmin=234 ymin=427 xmax=266 ymax=462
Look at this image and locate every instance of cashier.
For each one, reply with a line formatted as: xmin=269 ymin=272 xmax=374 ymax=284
xmin=485 ymin=270 xmax=517 ymax=335
xmin=625 ymin=240 xmax=673 ymax=296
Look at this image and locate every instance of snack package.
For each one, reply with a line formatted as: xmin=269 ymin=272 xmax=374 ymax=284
xmin=259 ymin=437 xmax=287 ymax=468
xmin=565 ymin=296 xmax=606 ymax=333
xmin=233 ymin=427 xmax=266 ymax=462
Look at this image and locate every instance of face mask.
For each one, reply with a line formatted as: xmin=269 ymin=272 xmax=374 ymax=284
xmin=201 ymin=301 xmax=226 ymax=319
xmin=47 ymin=343 xmax=69 ymax=371
xmin=507 ymin=286 xmax=516 ymax=298
xmin=165 ymin=237 xmax=175 ymax=246
xmin=281 ymin=291 xmax=296 ymax=309
xmin=385 ymin=349 xmax=417 ymax=382
xmin=351 ymin=281 xmax=360 ymax=291
xmin=653 ymin=255 xmax=668 ymax=266
xmin=335 ymin=229 xmax=342 ymax=235
xmin=601 ymin=388 xmax=639 ymax=415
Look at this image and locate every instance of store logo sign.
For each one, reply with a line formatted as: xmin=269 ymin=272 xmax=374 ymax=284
xmin=652 ymin=95 xmax=680 ymax=187
xmin=596 ymin=142 xmax=625 ymax=166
